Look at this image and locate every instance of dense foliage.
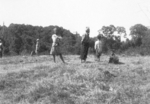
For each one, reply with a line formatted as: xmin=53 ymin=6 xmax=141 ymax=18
xmin=0 ymin=23 xmax=150 ymax=56
xmin=0 ymin=24 xmax=82 ymax=55
xmin=98 ymin=24 xmax=150 ymax=55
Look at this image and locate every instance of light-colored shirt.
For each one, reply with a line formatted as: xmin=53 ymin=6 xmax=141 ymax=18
xmin=51 ymin=34 xmax=62 ymax=46
xmin=35 ymin=41 xmax=39 ymax=52
xmin=0 ymin=42 xmax=2 ymax=51
xmin=95 ymin=40 xmax=103 ymax=53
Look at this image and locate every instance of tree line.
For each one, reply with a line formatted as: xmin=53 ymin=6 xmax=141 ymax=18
xmin=0 ymin=23 xmax=150 ymax=56
xmin=0 ymin=24 xmax=81 ymax=55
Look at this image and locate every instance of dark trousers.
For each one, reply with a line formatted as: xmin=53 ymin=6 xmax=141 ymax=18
xmin=95 ymin=51 xmax=102 ymax=59
xmin=0 ymin=51 xmax=2 ymax=58
xmin=80 ymin=42 xmax=89 ymax=60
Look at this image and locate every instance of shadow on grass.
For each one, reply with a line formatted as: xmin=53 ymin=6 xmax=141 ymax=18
xmin=85 ymin=61 xmax=93 ymax=63
xmin=116 ymin=62 xmax=125 ymax=65
xmin=109 ymin=61 xmax=125 ymax=65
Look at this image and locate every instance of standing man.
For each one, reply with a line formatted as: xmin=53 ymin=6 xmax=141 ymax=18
xmin=50 ymin=28 xmax=65 ymax=63
xmin=80 ymin=27 xmax=90 ymax=63
xmin=0 ymin=39 xmax=3 ymax=58
xmin=35 ymin=39 xmax=39 ymax=55
xmin=94 ymin=34 xmax=103 ymax=62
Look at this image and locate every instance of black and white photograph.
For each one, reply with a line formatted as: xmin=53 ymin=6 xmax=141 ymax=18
xmin=0 ymin=0 xmax=150 ymax=103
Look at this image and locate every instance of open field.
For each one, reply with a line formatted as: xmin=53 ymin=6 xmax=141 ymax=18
xmin=0 ymin=55 xmax=150 ymax=104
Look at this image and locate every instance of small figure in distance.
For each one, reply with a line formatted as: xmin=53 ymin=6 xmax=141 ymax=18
xmin=50 ymin=28 xmax=65 ymax=63
xmin=94 ymin=34 xmax=103 ymax=62
xmin=31 ymin=38 xmax=40 ymax=56
xmin=35 ymin=39 xmax=39 ymax=55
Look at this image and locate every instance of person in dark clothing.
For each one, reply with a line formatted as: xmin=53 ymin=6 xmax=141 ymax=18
xmin=80 ymin=27 xmax=90 ymax=63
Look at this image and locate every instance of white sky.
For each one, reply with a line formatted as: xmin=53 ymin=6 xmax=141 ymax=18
xmin=0 ymin=0 xmax=150 ymax=37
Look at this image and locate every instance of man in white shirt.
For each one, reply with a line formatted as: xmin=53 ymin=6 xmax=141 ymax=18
xmin=94 ymin=34 xmax=103 ymax=61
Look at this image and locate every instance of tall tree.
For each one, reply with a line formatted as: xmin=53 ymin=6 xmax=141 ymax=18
xmin=130 ymin=24 xmax=148 ymax=47
xmin=130 ymin=24 xmax=148 ymax=38
xmin=101 ymin=25 xmax=116 ymax=38
xmin=100 ymin=25 xmax=116 ymax=50
xmin=116 ymin=26 xmax=127 ymax=38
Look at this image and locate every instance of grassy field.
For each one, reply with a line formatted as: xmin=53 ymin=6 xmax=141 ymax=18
xmin=0 ymin=54 xmax=150 ymax=104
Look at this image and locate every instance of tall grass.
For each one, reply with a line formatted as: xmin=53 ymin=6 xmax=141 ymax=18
xmin=0 ymin=55 xmax=150 ymax=104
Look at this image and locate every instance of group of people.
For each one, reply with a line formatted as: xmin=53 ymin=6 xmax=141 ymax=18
xmin=50 ymin=27 xmax=104 ymax=63
xmin=0 ymin=27 xmax=118 ymax=64
xmin=50 ymin=27 xmax=118 ymax=64
xmin=80 ymin=27 xmax=103 ymax=63
xmin=30 ymin=27 xmax=66 ymax=63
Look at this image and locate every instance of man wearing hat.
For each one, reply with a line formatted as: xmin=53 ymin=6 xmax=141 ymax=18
xmin=80 ymin=27 xmax=90 ymax=63
xmin=50 ymin=28 xmax=65 ymax=63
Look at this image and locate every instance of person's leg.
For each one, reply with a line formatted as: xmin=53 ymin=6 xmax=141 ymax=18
xmin=84 ymin=44 xmax=89 ymax=62
xmin=95 ymin=50 xmax=98 ymax=61
xmin=109 ymin=56 xmax=113 ymax=63
xmin=80 ymin=44 xmax=85 ymax=63
xmin=52 ymin=54 xmax=56 ymax=63
xmin=59 ymin=54 xmax=65 ymax=63
xmin=98 ymin=53 xmax=101 ymax=62
xmin=0 ymin=51 xmax=2 ymax=58
xmin=35 ymin=49 xmax=38 ymax=56
xmin=82 ymin=44 xmax=87 ymax=62
xmin=30 ymin=51 xmax=33 ymax=56
xmin=31 ymin=51 xmax=35 ymax=56
xmin=1 ymin=51 xmax=2 ymax=58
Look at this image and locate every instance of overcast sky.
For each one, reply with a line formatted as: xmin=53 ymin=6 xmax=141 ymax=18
xmin=0 ymin=0 xmax=150 ymax=37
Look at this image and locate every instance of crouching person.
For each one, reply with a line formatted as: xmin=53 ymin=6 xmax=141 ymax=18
xmin=109 ymin=49 xmax=119 ymax=64
xmin=94 ymin=34 xmax=103 ymax=62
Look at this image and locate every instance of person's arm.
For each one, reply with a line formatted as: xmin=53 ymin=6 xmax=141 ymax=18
xmin=94 ymin=41 xmax=97 ymax=50
xmin=58 ymin=36 xmax=62 ymax=39
xmin=81 ymin=34 xmax=85 ymax=43
xmin=55 ymin=34 xmax=62 ymax=40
